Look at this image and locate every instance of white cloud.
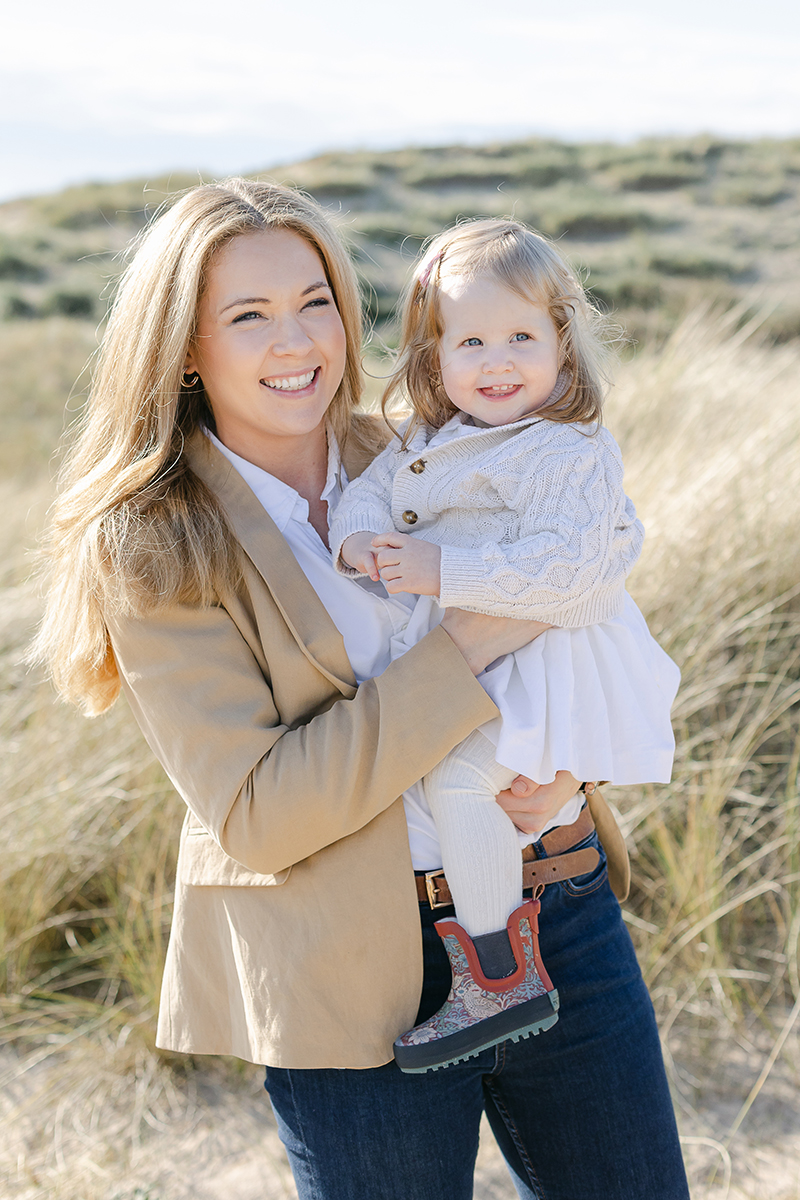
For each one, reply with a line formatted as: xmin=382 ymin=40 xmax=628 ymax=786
xmin=1 ymin=0 xmax=799 ymax=200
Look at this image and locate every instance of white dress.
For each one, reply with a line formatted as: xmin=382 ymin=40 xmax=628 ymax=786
xmin=331 ymin=413 xmax=681 ymax=791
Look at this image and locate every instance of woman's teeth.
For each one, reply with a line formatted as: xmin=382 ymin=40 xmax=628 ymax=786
xmin=263 ymin=369 xmax=316 ymax=391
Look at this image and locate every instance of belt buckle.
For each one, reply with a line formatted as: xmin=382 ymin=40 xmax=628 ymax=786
xmin=424 ymin=870 xmax=448 ymax=909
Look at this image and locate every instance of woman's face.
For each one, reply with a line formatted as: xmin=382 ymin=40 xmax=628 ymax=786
xmin=185 ymin=228 xmax=347 ymax=463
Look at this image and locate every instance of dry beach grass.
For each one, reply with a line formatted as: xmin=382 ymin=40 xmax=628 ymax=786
xmin=1 ymin=152 xmax=799 ymax=1196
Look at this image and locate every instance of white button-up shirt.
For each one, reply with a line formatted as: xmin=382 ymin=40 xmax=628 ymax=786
xmin=208 ymin=431 xmax=447 ymax=868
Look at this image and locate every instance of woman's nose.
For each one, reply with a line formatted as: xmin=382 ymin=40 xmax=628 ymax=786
xmin=271 ymin=315 xmax=313 ymax=355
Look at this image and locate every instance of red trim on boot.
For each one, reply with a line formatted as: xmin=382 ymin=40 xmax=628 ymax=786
xmin=433 ymin=900 xmax=552 ymax=995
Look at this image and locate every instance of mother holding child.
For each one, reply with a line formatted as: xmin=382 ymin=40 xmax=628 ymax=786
xmin=36 ymin=178 xmax=689 ymax=1199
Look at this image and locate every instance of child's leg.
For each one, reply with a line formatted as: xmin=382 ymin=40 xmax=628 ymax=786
xmin=395 ymin=729 xmax=561 ymax=1080
xmin=423 ymin=729 xmax=521 ymax=938
xmin=396 ymin=731 xmax=558 ymax=1075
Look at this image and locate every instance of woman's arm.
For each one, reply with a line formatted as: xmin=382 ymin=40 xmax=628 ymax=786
xmin=108 ymin=601 xmax=546 ymax=876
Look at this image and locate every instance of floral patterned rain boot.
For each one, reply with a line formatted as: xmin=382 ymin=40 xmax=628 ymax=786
xmin=393 ymin=898 xmax=559 ymax=1074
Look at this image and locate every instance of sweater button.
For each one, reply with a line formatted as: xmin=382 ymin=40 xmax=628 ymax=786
xmin=402 ymin=510 xmax=418 ymax=525
xmin=410 ymin=458 xmax=426 ymax=474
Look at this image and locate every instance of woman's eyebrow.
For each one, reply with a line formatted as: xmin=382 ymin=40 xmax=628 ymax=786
xmin=220 ymin=281 xmax=331 ymax=314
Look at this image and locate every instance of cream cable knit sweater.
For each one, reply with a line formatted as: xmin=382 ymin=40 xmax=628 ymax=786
xmin=330 ymin=414 xmax=644 ymax=628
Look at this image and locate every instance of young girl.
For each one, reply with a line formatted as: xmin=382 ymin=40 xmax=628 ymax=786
xmin=330 ymin=218 xmax=680 ymax=1074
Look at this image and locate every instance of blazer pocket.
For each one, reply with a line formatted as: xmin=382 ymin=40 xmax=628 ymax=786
xmin=179 ymin=825 xmax=292 ymax=887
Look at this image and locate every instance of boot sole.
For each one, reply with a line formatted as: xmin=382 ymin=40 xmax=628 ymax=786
xmin=394 ymin=989 xmax=560 ymax=1074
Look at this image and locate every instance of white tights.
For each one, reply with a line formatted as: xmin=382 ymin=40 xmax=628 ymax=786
xmin=423 ymin=729 xmax=521 ymax=938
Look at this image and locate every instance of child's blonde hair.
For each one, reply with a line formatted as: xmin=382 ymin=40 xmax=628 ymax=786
xmin=32 ymin=177 xmax=373 ymax=715
xmin=383 ymin=218 xmax=614 ymax=443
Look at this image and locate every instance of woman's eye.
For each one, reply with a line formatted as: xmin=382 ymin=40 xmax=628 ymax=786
xmin=231 ymin=310 xmax=262 ymax=324
xmin=304 ymin=297 xmax=331 ymax=310
xmin=512 ymin=332 xmax=531 ymax=342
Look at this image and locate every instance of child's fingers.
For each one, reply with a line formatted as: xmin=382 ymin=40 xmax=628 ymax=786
xmin=364 ymin=552 xmax=380 ymax=582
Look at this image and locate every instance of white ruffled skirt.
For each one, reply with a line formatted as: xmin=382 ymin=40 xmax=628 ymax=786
xmin=390 ymin=591 xmax=680 ymax=786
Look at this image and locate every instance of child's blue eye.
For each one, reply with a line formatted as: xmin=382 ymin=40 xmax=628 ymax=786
xmin=464 ymin=337 xmax=482 ymax=347
xmin=512 ymin=332 xmax=531 ymax=342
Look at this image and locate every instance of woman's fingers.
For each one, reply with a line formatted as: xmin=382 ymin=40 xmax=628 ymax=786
xmin=496 ymin=770 xmax=581 ymax=835
xmin=374 ymin=548 xmax=401 ymax=570
xmin=510 ymin=775 xmax=538 ymax=798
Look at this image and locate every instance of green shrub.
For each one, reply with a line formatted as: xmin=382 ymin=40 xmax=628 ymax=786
xmin=4 ymin=294 xmax=39 ymax=319
xmin=648 ymin=251 xmax=746 ymax=280
xmin=44 ymin=290 xmax=96 ymax=319
xmin=525 ymin=192 xmax=659 ymax=239
xmin=608 ymin=159 xmax=706 ymax=191
xmin=713 ymin=177 xmax=791 ymax=207
xmin=351 ymin=213 xmax=435 ymax=249
xmin=403 ymin=149 xmax=582 ymax=190
xmin=0 ymin=250 xmax=45 ymax=283
xmin=587 ymin=271 xmax=663 ymax=310
xmin=27 ymin=175 xmax=198 ymax=232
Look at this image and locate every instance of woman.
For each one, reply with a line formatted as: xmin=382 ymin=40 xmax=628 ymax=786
xmin=35 ymin=178 xmax=688 ymax=1199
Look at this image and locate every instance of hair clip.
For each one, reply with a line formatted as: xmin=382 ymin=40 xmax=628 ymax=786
xmin=418 ymin=249 xmax=444 ymax=290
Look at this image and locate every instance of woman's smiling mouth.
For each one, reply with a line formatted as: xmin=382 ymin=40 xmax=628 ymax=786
xmin=261 ymin=368 xmax=319 ymax=393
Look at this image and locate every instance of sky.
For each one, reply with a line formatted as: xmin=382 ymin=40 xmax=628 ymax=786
xmin=2 ymin=0 xmax=799 ymax=203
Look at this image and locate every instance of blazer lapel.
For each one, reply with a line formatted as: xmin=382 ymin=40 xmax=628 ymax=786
xmin=186 ymin=432 xmax=357 ymax=695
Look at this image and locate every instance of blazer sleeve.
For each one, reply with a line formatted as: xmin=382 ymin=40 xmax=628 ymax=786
xmin=107 ymin=602 xmax=497 ymax=877
xmin=438 ymin=430 xmax=644 ymax=627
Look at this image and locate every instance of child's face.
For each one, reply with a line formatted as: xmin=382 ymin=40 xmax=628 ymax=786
xmin=437 ymin=275 xmax=560 ymax=426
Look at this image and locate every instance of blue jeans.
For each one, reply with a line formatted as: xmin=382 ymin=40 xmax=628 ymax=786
xmin=265 ymin=832 xmax=689 ymax=1200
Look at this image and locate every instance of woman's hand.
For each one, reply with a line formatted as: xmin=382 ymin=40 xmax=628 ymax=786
xmin=440 ymin=608 xmax=551 ymax=676
xmin=496 ymin=771 xmax=581 ymax=836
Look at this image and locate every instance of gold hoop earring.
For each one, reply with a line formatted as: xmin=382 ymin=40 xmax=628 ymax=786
xmin=181 ymin=369 xmax=200 ymax=387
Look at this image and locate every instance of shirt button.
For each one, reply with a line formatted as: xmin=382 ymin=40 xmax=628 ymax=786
xmin=402 ymin=510 xmax=418 ymax=525
xmin=410 ymin=458 xmax=426 ymax=474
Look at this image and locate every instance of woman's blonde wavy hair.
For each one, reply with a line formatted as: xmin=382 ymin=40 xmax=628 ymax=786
xmin=383 ymin=218 xmax=615 ymax=446
xmin=32 ymin=177 xmax=370 ymax=715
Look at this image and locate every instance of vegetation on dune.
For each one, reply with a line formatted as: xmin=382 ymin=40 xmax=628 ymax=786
xmin=1 ymin=140 xmax=799 ymax=1195
xmin=1 ymin=136 xmax=800 ymax=342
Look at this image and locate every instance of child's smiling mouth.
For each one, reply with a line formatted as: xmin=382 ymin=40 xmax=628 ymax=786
xmin=479 ymin=383 xmax=522 ymax=397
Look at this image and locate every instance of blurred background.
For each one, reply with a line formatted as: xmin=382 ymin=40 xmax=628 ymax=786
xmin=3 ymin=0 xmax=800 ymax=201
xmin=2 ymin=3 xmax=800 ymax=1198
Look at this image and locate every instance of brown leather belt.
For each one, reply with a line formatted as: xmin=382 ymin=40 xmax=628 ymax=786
xmin=415 ymin=803 xmax=600 ymax=909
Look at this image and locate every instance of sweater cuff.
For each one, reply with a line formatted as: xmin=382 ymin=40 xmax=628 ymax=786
xmin=438 ymin=545 xmax=493 ymax=608
xmin=329 ymin=511 xmax=396 ymax=577
xmin=439 ymin=546 xmax=629 ymax=626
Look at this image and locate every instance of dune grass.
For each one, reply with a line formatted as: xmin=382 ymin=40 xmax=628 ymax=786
xmin=0 ymin=294 xmax=798 ymax=1194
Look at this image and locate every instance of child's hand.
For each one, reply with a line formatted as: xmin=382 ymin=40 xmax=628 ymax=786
xmin=341 ymin=532 xmax=382 ymax=581
xmin=371 ymin=533 xmax=441 ymax=596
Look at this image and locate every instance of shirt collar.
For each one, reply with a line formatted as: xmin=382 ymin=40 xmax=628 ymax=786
xmin=205 ymin=428 xmax=343 ymax=534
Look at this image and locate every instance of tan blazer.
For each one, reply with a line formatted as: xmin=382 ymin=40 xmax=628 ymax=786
xmin=108 ymin=431 xmax=498 ymax=1068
